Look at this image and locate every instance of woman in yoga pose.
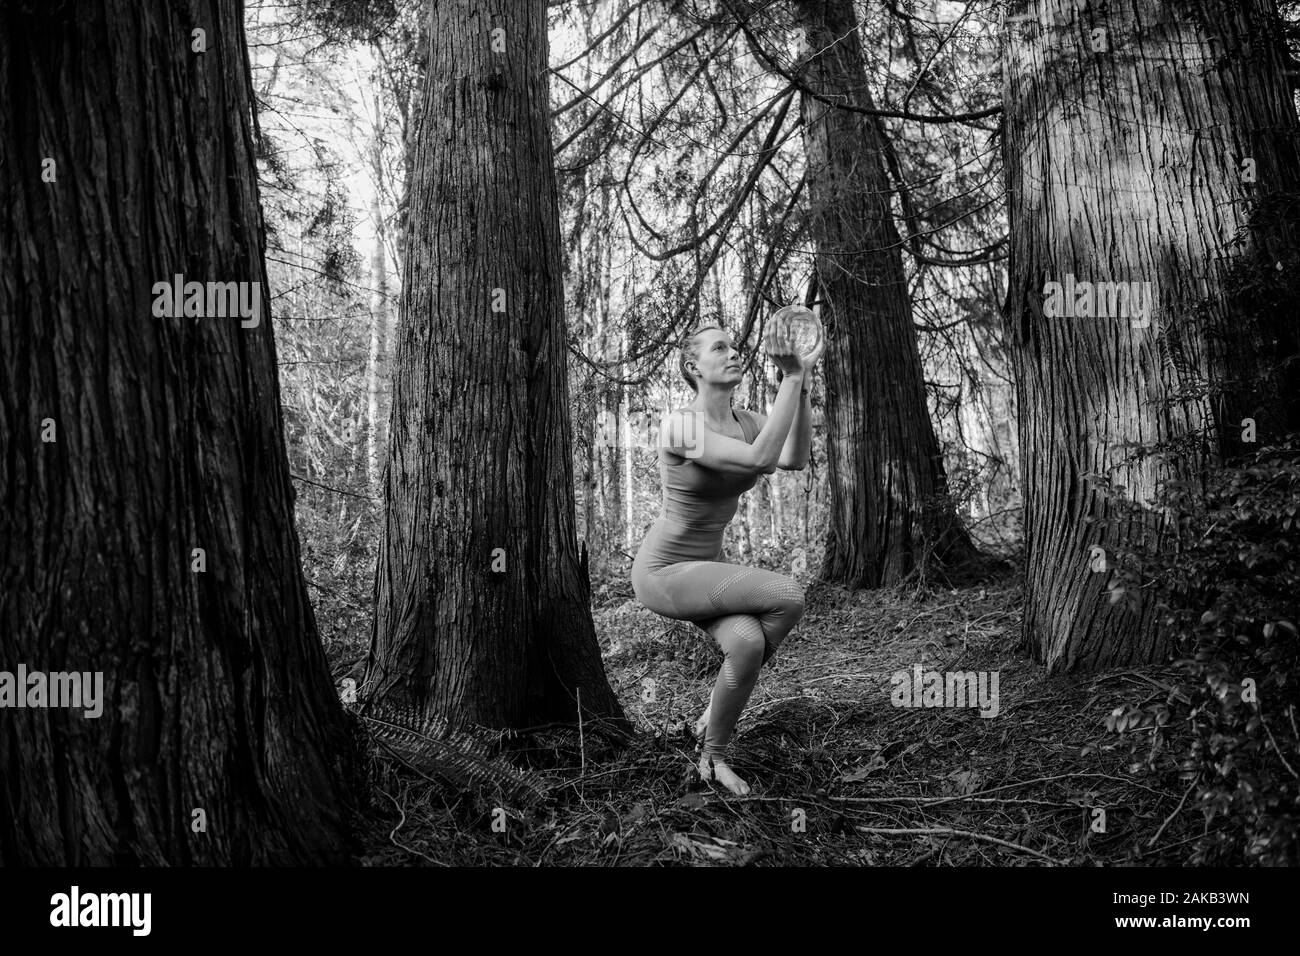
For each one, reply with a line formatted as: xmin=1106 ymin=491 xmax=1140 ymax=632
xmin=631 ymin=309 xmax=824 ymax=795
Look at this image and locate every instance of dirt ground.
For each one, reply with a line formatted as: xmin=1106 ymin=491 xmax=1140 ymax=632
xmin=354 ymin=569 xmax=1209 ymax=866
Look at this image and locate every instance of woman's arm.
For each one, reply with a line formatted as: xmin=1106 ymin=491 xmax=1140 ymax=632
xmin=777 ymin=383 xmax=812 ymax=470
xmin=661 ymin=370 xmax=805 ymax=477
xmin=757 ymin=330 xmax=823 ymax=470
xmin=744 ymin=383 xmax=810 ymax=472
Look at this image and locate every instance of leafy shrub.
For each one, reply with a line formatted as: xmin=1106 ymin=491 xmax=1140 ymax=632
xmin=1114 ymin=436 xmax=1300 ymax=864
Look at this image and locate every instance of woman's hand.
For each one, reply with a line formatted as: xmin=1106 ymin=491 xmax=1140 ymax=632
xmin=764 ymin=320 xmax=804 ymax=376
xmin=772 ymin=351 xmax=803 ymax=376
xmin=799 ymin=328 xmax=827 ymax=373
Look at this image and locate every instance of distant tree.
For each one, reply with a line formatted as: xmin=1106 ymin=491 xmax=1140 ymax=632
xmin=791 ymin=0 xmax=979 ymax=586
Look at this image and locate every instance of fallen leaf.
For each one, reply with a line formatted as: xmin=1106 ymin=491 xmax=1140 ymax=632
xmin=945 ymin=769 xmax=984 ymax=795
xmin=671 ymin=833 xmax=740 ymax=862
xmin=840 ymin=754 xmax=886 ymax=782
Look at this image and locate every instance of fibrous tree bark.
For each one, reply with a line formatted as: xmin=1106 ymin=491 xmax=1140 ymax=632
xmin=367 ymin=0 xmax=628 ymax=730
xmin=793 ymin=0 xmax=978 ymax=587
xmin=1003 ymin=0 xmax=1300 ymax=670
xmin=0 ymin=0 xmax=356 ymax=864
xmin=367 ymin=192 xmax=389 ymax=496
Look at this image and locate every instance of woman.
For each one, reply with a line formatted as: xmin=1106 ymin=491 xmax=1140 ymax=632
xmin=631 ymin=309 xmax=824 ymax=795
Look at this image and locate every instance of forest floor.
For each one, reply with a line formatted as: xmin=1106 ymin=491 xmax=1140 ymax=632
xmin=351 ymin=567 xmax=1209 ymax=866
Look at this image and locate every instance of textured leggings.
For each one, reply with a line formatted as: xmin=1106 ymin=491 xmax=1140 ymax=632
xmin=632 ymin=559 xmax=805 ymax=761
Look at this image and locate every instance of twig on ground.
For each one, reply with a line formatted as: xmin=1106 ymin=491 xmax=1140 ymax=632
xmin=380 ymin=786 xmax=442 ymax=865
xmin=1260 ymin=711 xmax=1300 ymax=781
xmin=1149 ymin=779 xmax=1197 ymax=848
xmin=855 ymin=825 xmax=1062 ymax=864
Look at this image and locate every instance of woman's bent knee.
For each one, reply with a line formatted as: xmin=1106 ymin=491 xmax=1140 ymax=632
xmin=723 ymin=618 xmax=766 ymax=670
xmin=762 ymin=576 xmax=805 ymax=618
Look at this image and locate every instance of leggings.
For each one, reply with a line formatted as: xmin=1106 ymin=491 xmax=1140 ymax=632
xmin=632 ymin=558 xmax=805 ymax=762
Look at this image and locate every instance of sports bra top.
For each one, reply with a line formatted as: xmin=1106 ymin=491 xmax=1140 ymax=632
xmin=656 ymin=407 xmax=762 ymax=533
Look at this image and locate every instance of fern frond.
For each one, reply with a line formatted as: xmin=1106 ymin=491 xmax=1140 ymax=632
xmin=363 ymin=702 xmax=547 ymax=808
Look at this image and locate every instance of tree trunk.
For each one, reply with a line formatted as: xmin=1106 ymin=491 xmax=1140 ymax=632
xmin=575 ymin=172 xmax=598 ymax=568
xmin=367 ymin=193 xmax=389 ymax=497
xmin=621 ymin=328 xmax=634 ymax=554
xmin=1003 ymin=0 xmax=1300 ymax=670
xmin=367 ymin=0 xmax=627 ymax=730
xmin=597 ymin=172 xmax=621 ymax=570
xmin=794 ymin=0 xmax=977 ymax=588
xmin=0 ymin=0 xmax=356 ymax=864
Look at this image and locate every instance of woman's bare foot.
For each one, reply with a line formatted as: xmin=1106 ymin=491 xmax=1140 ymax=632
xmin=698 ymin=754 xmax=751 ymax=796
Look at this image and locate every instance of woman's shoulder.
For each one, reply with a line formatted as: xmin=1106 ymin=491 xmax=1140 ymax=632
xmin=658 ymin=408 xmax=696 ymax=465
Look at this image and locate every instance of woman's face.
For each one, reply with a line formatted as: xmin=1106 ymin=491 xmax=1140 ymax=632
xmin=691 ymin=329 xmax=743 ymax=391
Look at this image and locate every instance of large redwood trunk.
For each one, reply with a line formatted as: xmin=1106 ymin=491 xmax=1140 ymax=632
xmin=794 ymin=0 xmax=977 ymax=587
xmin=367 ymin=0 xmax=627 ymax=730
xmin=1003 ymin=0 xmax=1300 ymax=670
xmin=0 ymin=0 xmax=356 ymax=863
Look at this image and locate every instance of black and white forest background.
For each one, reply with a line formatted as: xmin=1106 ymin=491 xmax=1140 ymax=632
xmin=0 ymin=0 xmax=1296 ymax=940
